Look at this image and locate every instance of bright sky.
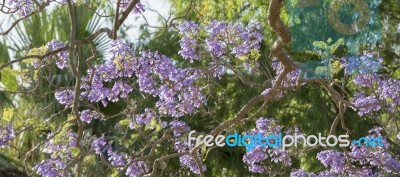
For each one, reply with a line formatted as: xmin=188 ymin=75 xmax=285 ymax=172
xmin=0 ymin=0 xmax=171 ymax=72
xmin=0 ymin=0 xmax=170 ymax=58
xmin=126 ymin=0 xmax=171 ymax=41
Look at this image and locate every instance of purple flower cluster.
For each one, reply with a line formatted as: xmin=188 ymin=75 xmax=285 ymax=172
xmin=243 ymin=146 xmax=267 ymax=173
xmin=261 ymin=60 xmax=300 ymax=99
xmin=341 ymin=51 xmax=383 ymax=75
xmin=91 ymin=135 xmax=112 ymax=154
xmin=169 ymin=120 xmax=190 ymax=137
xmin=316 ymin=150 xmax=346 ymax=173
xmin=109 ymin=151 xmax=126 ymax=166
xmin=109 ymin=80 xmax=133 ymax=101
xmin=34 ymin=158 xmax=70 ymax=177
xmin=138 ymin=52 xmax=205 ymax=117
xmin=131 ymin=108 xmax=155 ymax=127
xmin=0 ymin=124 xmax=15 ymax=148
xmin=49 ymin=39 xmax=208 ymax=176
xmin=290 ymin=169 xmax=339 ymax=177
xmin=257 ymin=118 xmax=281 ymax=133
xmin=352 ymin=92 xmax=381 ymax=116
xmin=290 ymin=169 xmax=312 ymax=176
xmin=295 ymin=128 xmax=400 ymax=176
xmin=90 ymin=135 xmax=149 ymax=177
xmin=291 ymin=168 xmax=378 ymax=177
xmin=30 ymin=40 xmax=68 ymax=69
xmin=178 ymin=21 xmax=263 ymax=61
xmin=46 ymin=40 xmax=68 ymax=69
xmin=119 ymin=0 xmax=145 ymax=14
xmin=271 ymin=59 xmax=299 ymax=88
xmin=34 ymin=131 xmax=77 ymax=177
xmin=351 ymin=74 xmax=400 ymax=116
xmin=206 ymin=21 xmax=263 ymax=58
xmin=167 ymin=121 xmax=207 ymax=174
xmin=348 ymin=128 xmax=400 ymax=174
xmin=179 ymin=154 xmax=207 ymax=174
xmin=81 ymin=48 xmax=120 ymax=97
xmin=243 ymin=118 xmax=291 ymax=173
xmin=79 ymin=40 xmax=206 ymax=118
xmin=80 ymin=109 xmax=102 ymax=123
xmin=8 ymin=0 xmax=34 ymax=16
xmin=173 ymin=139 xmax=207 ymax=175
xmin=232 ymin=22 xmax=263 ymax=57
xmin=205 ymin=21 xmax=229 ymax=57
xmin=178 ymin=21 xmax=201 ymax=61
xmin=126 ymin=161 xmax=149 ymax=177
xmin=55 ymin=89 xmax=74 ymax=107
xmin=109 ymin=39 xmax=134 ymax=57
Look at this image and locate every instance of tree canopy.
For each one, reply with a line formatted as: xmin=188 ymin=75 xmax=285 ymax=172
xmin=0 ymin=0 xmax=399 ymax=177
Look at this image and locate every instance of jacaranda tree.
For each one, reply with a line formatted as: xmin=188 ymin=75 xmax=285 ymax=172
xmin=0 ymin=0 xmax=399 ymax=177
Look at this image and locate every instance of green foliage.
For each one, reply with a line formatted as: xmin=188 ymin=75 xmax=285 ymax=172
xmin=0 ymin=0 xmax=399 ymax=176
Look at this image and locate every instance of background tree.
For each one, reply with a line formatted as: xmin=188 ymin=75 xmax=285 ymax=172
xmin=0 ymin=0 xmax=399 ymax=177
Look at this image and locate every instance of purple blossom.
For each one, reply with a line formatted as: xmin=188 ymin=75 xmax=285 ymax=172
xmin=243 ymin=118 xmax=291 ymax=174
xmin=34 ymin=158 xmax=70 ymax=177
xmin=316 ymin=150 xmax=346 ymax=174
xmin=351 ymin=74 xmax=400 ymax=115
xmin=179 ymin=155 xmax=206 ymax=175
xmin=169 ymin=120 xmax=190 ymax=136
xmin=347 ymin=168 xmax=379 ymax=177
xmin=34 ymin=130 xmax=78 ymax=177
xmin=342 ymin=51 xmax=383 ymax=75
xmin=243 ymin=146 xmax=268 ymax=164
xmin=376 ymin=77 xmax=400 ymax=106
xmin=243 ymin=146 xmax=267 ymax=173
xmin=8 ymin=0 xmax=34 ymax=16
xmin=42 ymin=131 xmax=77 ymax=156
xmin=55 ymin=89 xmax=74 ymax=107
xmin=108 ymin=152 xmax=126 ymax=166
xmin=133 ymin=2 xmax=145 ymax=13
xmin=316 ymin=170 xmax=337 ymax=176
xmin=290 ymin=169 xmax=314 ymax=177
xmin=346 ymin=128 xmax=400 ymax=174
xmin=206 ymin=21 xmax=263 ymax=58
xmin=269 ymin=148 xmax=292 ymax=166
xmin=133 ymin=108 xmax=155 ymax=126
xmin=291 ymin=169 xmax=342 ymax=177
xmin=81 ymin=73 xmax=112 ymax=107
xmin=109 ymin=80 xmax=133 ymax=102
xmin=80 ymin=109 xmax=102 ymax=123
xmin=256 ymin=118 xmax=281 ymax=134
xmin=0 ymin=124 xmax=15 ymax=148
xmin=232 ymin=22 xmax=263 ymax=57
xmin=91 ymin=135 xmax=112 ymax=154
xmin=206 ymin=21 xmax=229 ymax=57
xmin=137 ymin=51 xmax=206 ymax=117
xmin=351 ymin=92 xmax=381 ymax=116
xmin=272 ymin=59 xmax=299 ymax=88
xmin=68 ymin=131 xmax=78 ymax=147
xmin=248 ymin=164 xmax=265 ymax=174
xmin=171 ymin=137 xmax=206 ymax=175
xmin=109 ymin=39 xmax=133 ymax=57
xmin=78 ymin=40 xmax=205 ymax=118
xmin=126 ymin=161 xmax=148 ymax=177
xmin=46 ymin=40 xmax=68 ymax=69
xmin=178 ymin=21 xmax=201 ymax=61
xmin=353 ymin=74 xmax=379 ymax=87
xmin=119 ymin=0 xmax=145 ymax=14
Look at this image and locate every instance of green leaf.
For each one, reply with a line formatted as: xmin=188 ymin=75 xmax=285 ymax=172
xmin=0 ymin=68 xmax=19 ymax=92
